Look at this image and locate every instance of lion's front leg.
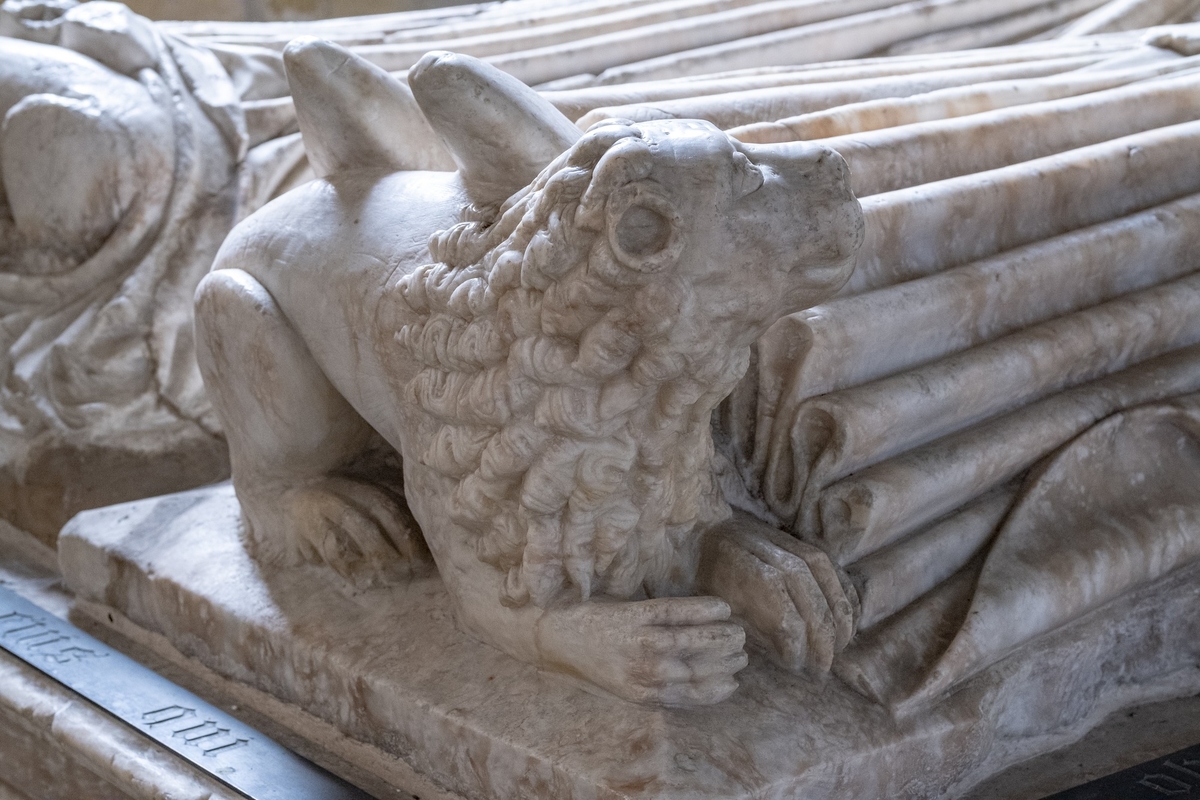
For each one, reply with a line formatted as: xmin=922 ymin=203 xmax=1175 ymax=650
xmin=409 ymin=506 xmax=748 ymax=706
xmin=195 ymin=268 xmax=428 ymax=586
xmin=534 ymin=597 xmax=749 ymax=706
xmin=698 ymin=512 xmax=857 ymax=673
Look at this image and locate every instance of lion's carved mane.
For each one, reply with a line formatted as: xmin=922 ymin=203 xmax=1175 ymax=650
xmin=396 ymin=122 xmax=749 ymax=608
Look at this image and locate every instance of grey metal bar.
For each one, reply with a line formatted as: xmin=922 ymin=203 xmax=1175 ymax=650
xmin=1044 ymin=741 xmax=1200 ymax=800
xmin=0 ymin=585 xmax=374 ymax=800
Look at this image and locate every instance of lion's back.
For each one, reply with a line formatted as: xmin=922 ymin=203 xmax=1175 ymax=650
xmin=208 ymin=169 xmax=472 ymax=446
xmin=216 ymin=169 xmax=466 ymax=321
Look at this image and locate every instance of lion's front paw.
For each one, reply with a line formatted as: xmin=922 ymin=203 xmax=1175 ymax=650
xmin=265 ymin=476 xmax=430 ymax=586
xmin=535 ymin=597 xmax=748 ymax=706
xmin=699 ymin=519 xmax=856 ymax=674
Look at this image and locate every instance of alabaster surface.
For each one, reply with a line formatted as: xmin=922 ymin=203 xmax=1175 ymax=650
xmin=0 ymin=2 xmax=247 ymax=542
xmin=3 ymin=0 xmax=1197 ymax=548
xmin=179 ymin=36 xmax=1200 ymax=707
xmin=33 ymin=17 xmax=1198 ymax=783
xmin=11 ymin=0 xmax=1200 ymax=794
xmin=160 ymin=0 xmax=1187 ymax=87
xmin=193 ymin=41 xmax=865 ymax=705
xmin=0 ymin=0 xmax=326 ymax=543
xmin=59 ymin=483 xmax=1200 ymax=799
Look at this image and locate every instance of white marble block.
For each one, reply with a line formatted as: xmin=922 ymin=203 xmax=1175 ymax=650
xmin=59 ymin=483 xmax=1200 ymax=799
xmin=13 ymin=5 xmax=1200 ymax=795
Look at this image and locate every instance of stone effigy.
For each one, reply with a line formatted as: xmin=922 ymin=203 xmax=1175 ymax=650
xmin=0 ymin=0 xmax=249 ymax=542
xmin=5 ymin=0 xmax=1200 ymax=796
xmin=158 ymin=0 xmax=1200 ymax=87
xmin=4 ymin=0 xmax=1182 ymax=550
xmin=713 ymin=31 xmax=1200 ymax=710
xmin=0 ymin=1 xmax=315 ymax=542
xmin=58 ymin=36 xmax=1200 ymax=798
xmin=191 ymin=43 xmax=863 ymax=704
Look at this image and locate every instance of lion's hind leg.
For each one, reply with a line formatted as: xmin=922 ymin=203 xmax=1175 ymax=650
xmin=195 ymin=268 xmax=427 ymax=585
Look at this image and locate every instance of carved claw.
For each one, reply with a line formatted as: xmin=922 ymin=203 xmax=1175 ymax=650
xmin=699 ymin=515 xmax=856 ymax=674
xmin=535 ymin=597 xmax=748 ymax=706
xmin=273 ymin=476 xmax=430 ymax=587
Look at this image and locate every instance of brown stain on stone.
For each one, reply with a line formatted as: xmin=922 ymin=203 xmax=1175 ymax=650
xmin=0 ymin=423 xmax=229 ymax=547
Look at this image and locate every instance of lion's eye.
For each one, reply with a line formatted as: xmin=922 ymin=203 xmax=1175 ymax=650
xmin=606 ymin=185 xmax=682 ymax=272
xmin=616 ymin=205 xmax=672 ymax=256
xmin=732 ymin=152 xmax=764 ymax=198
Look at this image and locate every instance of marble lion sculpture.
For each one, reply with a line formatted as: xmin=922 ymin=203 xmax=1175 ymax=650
xmin=195 ymin=41 xmax=863 ymax=706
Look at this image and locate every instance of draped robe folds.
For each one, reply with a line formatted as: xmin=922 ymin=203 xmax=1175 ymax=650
xmin=3 ymin=0 xmax=1199 ymax=705
xmin=0 ymin=11 xmax=249 ymax=540
xmin=718 ymin=55 xmax=1200 ymax=703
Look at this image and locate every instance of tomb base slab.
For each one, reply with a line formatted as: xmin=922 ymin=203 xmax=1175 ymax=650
xmin=58 ymin=483 xmax=1200 ymax=800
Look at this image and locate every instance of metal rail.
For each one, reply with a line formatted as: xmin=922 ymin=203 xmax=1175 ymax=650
xmin=0 ymin=585 xmax=373 ymax=800
xmin=1045 ymin=739 xmax=1200 ymax=799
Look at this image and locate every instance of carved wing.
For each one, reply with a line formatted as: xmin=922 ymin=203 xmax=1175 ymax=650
xmin=285 ymin=41 xmax=581 ymax=206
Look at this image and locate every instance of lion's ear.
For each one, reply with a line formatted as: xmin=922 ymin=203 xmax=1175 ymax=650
xmin=284 ymin=37 xmax=455 ymax=178
xmin=606 ymin=184 xmax=684 ymax=273
xmin=409 ymin=51 xmax=582 ymax=207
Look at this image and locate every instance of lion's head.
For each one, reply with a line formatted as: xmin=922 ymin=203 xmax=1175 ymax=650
xmin=397 ymin=119 xmax=863 ymax=608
